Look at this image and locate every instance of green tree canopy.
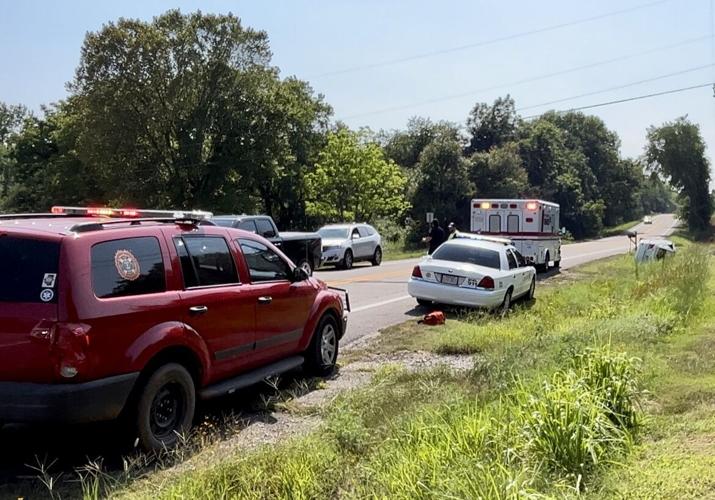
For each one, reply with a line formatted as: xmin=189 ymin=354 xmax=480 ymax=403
xmin=304 ymin=128 xmax=409 ymax=222
xmin=646 ymin=117 xmax=713 ymax=233
xmin=469 ymin=142 xmax=529 ymax=198
xmin=465 ymin=95 xmax=520 ymax=155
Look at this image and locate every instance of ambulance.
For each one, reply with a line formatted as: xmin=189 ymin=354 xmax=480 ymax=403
xmin=470 ymin=199 xmax=561 ymax=271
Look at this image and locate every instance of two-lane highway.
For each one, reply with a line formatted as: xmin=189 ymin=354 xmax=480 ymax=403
xmin=315 ymin=214 xmax=677 ymax=345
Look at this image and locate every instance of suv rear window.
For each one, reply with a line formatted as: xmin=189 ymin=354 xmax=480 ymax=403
xmin=432 ymin=244 xmax=501 ymax=269
xmin=0 ymin=236 xmax=60 ymax=303
xmin=92 ymin=237 xmax=166 ymax=299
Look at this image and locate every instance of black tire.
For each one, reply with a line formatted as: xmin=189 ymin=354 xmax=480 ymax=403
xmin=305 ymin=315 xmax=339 ymax=376
xmin=498 ymin=288 xmax=513 ymax=315
xmin=341 ymin=249 xmax=354 ymax=270
xmin=134 ymin=363 xmax=195 ymax=452
xmin=526 ymin=277 xmax=536 ymax=301
xmin=416 ymin=298 xmax=432 ymax=307
xmin=371 ymin=246 xmax=383 ymax=266
xmin=297 ymin=258 xmax=313 ymax=276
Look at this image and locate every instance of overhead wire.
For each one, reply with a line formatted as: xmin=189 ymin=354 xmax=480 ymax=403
xmin=312 ymin=0 xmax=679 ymax=78
xmin=516 ymin=63 xmax=715 ymax=112
xmin=522 ymin=83 xmax=715 ymax=119
xmin=339 ymin=35 xmax=714 ymax=120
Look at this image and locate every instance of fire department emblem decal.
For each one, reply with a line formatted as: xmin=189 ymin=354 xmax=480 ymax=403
xmin=114 ymin=249 xmax=141 ymax=281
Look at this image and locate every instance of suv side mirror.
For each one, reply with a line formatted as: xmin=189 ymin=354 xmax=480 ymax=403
xmin=292 ymin=266 xmax=309 ymax=282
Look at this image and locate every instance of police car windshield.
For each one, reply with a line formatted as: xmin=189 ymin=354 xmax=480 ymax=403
xmin=432 ymin=244 xmax=501 ymax=269
xmin=319 ymin=228 xmax=350 ymax=239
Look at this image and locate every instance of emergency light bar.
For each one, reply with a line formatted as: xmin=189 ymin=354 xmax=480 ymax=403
xmin=50 ymin=206 xmax=213 ymax=220
xmin=454 ymin=232 xmax=513 ymax=245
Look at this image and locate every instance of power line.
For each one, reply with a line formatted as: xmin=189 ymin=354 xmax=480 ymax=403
xmin=523 ymin=82 xmax=714 ymax=119
xmin=339 ymin=35 xmax=713 ymax=120
xmin=516 ymin=63 xmax=715 ymax=112
xmin=313 ymin=0 xmax=679 ymax=78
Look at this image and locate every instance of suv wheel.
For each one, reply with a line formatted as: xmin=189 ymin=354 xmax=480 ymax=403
xmin=371 ymin=246 xmax=382 ymax=266
xmin=305 ymin=315 xmax=339 ymax=376
xmin=135 ymin=363 xmax=195 ymax=451
xmin=298 ymin=259 xmax=313 ymax=276
xmin=342 ymin=249 xmax=353 ymax=270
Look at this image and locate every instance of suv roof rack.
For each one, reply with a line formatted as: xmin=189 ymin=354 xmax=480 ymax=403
xmin=0 ymin=213 xmax=72 ymax=220
xmin=68 ymin=217 xmax=214 ymax=233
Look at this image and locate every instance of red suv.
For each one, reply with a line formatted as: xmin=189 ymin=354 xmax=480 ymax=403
xmin=0 ymin=207 xmax=348 ymax=450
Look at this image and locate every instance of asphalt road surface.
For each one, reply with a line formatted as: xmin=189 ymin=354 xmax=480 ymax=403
xmin=315 ymin=213 xmax=678 ymax=345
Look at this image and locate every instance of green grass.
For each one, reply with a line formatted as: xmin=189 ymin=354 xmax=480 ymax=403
xmin=382 ymin=239 xmax=425 ymax=261
xmin=100 ymin=236 xmax=715 ymax=499
xmin=600 ymin=218 xmax=642 ymax=238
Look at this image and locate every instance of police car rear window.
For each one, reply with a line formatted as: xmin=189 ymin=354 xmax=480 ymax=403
xmin=91 ymin=237 xmax=166 ymax=299
xmin=0 ymin=236 xmax=60 ymax=303
xmin=432 ymin=244 xmax=501 ymax=269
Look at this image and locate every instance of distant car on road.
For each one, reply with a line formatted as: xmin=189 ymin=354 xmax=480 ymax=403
xmin=318 ymin=223 xmax=382 ymax=269
xmin=643 ymin=215 xmax=653 ymax=224
xmin=408 ymin=236 xmax=536 ymax=311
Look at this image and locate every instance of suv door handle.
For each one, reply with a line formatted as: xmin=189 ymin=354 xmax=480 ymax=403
xmin=189 ymin=305 xmax=208 ymax=315
xmin=258 ymin=296 xmax=272 ymax=305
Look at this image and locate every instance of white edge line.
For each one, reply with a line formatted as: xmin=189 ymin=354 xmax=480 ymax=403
xmin=351 ymin=295 xmax=412 ymax=313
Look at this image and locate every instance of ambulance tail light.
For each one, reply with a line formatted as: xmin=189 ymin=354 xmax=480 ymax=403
xmin=477 ymin=276 xmax=495 ymax=290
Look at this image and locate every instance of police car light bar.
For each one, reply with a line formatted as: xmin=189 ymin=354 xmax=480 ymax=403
xmin=50 ymin=206 xmax=213 ymax=220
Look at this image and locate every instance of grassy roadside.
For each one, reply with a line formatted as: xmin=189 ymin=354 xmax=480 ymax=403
xmin=382 ymin=240 xmax=425 ymax=261
xmin=108 ymin=235 xmax=713 ymax=498
xmin=600 ymin=218 xmax=641 ymax=238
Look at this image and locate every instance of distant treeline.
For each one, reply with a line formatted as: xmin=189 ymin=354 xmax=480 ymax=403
xmin=0 ymin=11 xmax=710 ymax=238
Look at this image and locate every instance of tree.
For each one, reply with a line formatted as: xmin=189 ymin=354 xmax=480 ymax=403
xmin=70 ymin=10 xmax=329 ymax=219
xmin=469 ymin=142 xmax=529 ymax=198
xmin=0 ymin=102 xmax=27 ymax=202
xmin=304 ymin=128 xmax=409 ymax=222
xmin=382 ymin=117 xmax=460 ymax=169
xmin=4 ymin=102 xmax=98 ymax=212
xmin=646 ymin=117 xmax=713 ymax=233
xmin=412 ymin=133 xmax=473 ymax=228
xmin=465 ymin=95 xmax=519 ymax=155
xmin=518 ymin=119 xmax=603 ymax=238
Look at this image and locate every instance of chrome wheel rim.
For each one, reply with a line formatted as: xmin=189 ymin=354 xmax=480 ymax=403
xmin=320 ymin=324 xmax=337 ymax=366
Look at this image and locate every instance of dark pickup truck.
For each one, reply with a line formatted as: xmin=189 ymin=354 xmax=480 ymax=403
xmin=212 ymin=215 xmax=321 ymax=274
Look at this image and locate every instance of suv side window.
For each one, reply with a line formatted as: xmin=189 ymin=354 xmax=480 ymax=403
xmin=358 ymin=226 xmax=370 ymax=238
xmin=365 ymin=225 xmax=376 ymax=236
xmin=506 ymin=249 xmax=518 ymax=270
xmin=237 ymin=219 xmax=258 ymax=233
xmin=92 ymin=237 xmax=166 ymax=298
xmin=238 ymin=239 xmax=291 ymax=282
xmin=255 ymin=218 xmax=276 ymax=238
xmin=174 ymin=236 xmax=238 ymax=287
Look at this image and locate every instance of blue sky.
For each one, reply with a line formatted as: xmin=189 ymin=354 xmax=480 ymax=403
xmin=1 ymin=0 xmax=714 ymax=166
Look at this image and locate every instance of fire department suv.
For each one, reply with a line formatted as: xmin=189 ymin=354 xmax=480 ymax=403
xmin=0 ymin=207 xmax=348 ymax=450
xmin=470 ymin=199 xmax=561 ymax=271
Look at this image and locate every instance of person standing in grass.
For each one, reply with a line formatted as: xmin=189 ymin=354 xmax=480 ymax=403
xmin=423 ymin=219 xmax=446 ymax=255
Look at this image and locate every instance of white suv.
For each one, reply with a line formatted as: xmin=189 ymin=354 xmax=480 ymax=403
xmin=318 ymin=223 xmax=382 ymax=269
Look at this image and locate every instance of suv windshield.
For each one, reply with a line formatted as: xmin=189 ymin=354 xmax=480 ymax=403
xmin=432 ymin=244 xmax=501 ymax=269
xmin=319 ymin=227 xmax=349 ymax=239
xmin=0 ymin=236 xmax=60 ymax=303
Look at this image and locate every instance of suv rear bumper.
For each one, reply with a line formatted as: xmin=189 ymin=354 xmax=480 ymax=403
xmin=0 ymin=372 xmax=139 ymax=424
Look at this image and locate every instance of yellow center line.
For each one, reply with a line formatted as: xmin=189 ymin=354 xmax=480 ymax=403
xmin=322 ymin=267 xmax=412 ymax=286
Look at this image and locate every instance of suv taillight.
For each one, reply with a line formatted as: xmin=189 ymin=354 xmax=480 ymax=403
xmin=411 ymin=266 xmax=423 ymax=278
xmin=477 ymin=276 xmax=495 ymax=289
xmin=52 ymin=323 xmax=91 ymax=379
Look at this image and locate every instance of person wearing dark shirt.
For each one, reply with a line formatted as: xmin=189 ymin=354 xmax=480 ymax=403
xmin=423 ymin=219 xmax=446 ymax=254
